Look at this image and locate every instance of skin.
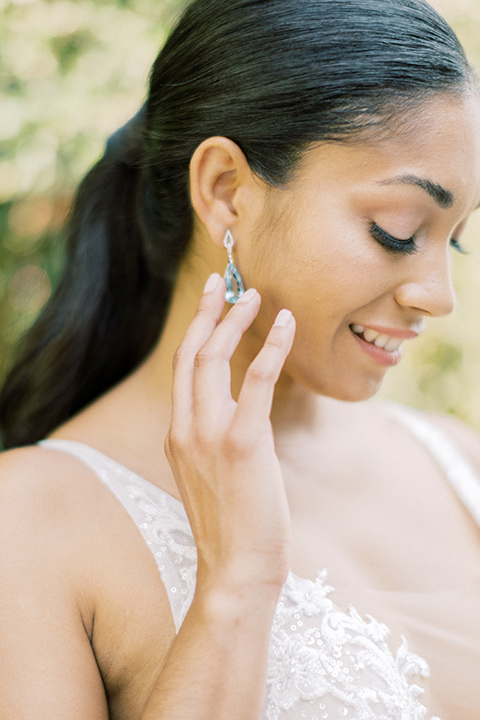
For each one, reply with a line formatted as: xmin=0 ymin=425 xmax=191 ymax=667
xmin=1 ymin=91 xmax=480 ymax=719
xmin=133 ymin=93 xmax=480 ymax=414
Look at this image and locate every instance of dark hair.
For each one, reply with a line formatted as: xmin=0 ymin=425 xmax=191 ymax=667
xmin=0 ymin=0 xmax=475 ymax=448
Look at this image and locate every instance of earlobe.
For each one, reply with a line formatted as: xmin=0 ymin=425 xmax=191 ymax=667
xmin=189 ymin=136 xmax=251 ymax=249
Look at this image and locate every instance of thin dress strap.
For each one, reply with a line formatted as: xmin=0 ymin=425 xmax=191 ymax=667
xmin=387 ymin=404 xmax=480 ymax=528
xmin=38 ymin=433 xmax=444 ymax=719
xmin=38 ymin=438 xmax=197 ymax=632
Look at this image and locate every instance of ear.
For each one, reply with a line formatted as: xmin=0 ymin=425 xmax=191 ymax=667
xmin=189 ymin=137 xmax=257 ymax=248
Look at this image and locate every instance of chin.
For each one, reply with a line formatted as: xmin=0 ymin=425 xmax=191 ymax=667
xmin=290 ymin=362 xmax=387 ymax=403
xmin=325 ymin=380 xmax=384 ymax=403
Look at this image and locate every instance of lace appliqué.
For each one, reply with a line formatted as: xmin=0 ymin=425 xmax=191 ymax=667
xmin=103 ymin=469 xmax=440 ymax=720
xmin=265 ymin=570 xmax=440 ymax=720
xmin=38 ymin=439 xmax=442 ymax=720
xmin=122 ymin=479 xmax=197 ymax=630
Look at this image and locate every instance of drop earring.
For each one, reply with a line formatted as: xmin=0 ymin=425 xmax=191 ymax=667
xmin=223 ymin=229 xmax=245 ymax=304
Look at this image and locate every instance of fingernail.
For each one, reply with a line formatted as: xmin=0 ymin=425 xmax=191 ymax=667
xmin=235 ymin=288 xmax=257 ymax=304
xmin=274 ymin=309 xmax=293 ymax=327
xmin=203 ymin=273 xmax=221 ymax=293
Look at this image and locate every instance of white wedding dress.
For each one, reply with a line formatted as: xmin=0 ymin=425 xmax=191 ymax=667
xmin=39 ymin=405 xmax=480 ymax=720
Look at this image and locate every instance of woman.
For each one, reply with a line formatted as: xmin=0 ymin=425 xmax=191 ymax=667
xmin=0 ymin=0 xmax=479 ymax=717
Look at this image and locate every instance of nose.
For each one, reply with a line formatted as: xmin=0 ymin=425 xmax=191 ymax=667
xmin=394 ymin=248 xmax=456 ymax=318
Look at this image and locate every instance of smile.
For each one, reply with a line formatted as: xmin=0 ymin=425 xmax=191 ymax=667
xmin=350 ymin=324 xmax=404 ymax=352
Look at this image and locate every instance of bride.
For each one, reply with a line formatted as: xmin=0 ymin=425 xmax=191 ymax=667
xmin=1 ymin=0 xmax=479 ymax=718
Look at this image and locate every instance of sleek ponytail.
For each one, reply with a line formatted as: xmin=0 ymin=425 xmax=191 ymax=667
xmin=0 ymin=0 xmax=474 ymax=448
xmin=0 ymin=108 xmax=191 ymax=447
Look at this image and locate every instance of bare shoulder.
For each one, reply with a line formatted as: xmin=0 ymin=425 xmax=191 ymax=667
xmin=0 ymin=442 xmax=90 ymax=493
xmin=0 ymin=443 xmax=109 ymax=540
xmin=423 ymin=410 xmax=480 ymax=476
xmin=0 ymin=442 xmax=146 ymax=598
xmin=1 ymin=444 xmax=81 ymax=517
xmin=0 ymin=446 xmax=110 ymax=718
xmin=0 ymin=444 xmax=108 ymax=618
xmin=374 ymin=400 xmax=480 ymax=477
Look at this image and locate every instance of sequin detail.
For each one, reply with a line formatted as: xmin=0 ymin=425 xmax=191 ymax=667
xmin=265 ymin=571 xmax=440 ymax=720
xmin=126 ymin=482 xmax=197 ymax=629
xmin=39 ymin=439 xmax=197 ymax=631
xmin=38 ymin=434 xmax=455 ymax=719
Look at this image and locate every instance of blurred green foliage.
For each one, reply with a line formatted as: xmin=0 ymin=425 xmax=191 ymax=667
xmin=0 ymin=0 xmax=182 ymax=353
xmin=1 ymin=0 xmax=480 ymax=430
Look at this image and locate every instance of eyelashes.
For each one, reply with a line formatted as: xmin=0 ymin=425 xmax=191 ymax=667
xmin=449 ymin=237 xmax=468 ymax=255
xmin=369 ymin=222 xmax=466 ymax=256
xmin=370 ymin=223 xmax=417 ymax=255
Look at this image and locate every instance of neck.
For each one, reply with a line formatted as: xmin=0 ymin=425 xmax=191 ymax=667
xmin=136 ymin=251 xmax=319 ymax=436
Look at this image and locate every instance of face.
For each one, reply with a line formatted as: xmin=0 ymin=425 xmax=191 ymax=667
xmin=239 ymin=92 xmax=480 ymax=401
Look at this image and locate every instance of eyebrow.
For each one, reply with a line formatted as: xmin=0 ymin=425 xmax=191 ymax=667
xmin=378 ymin=174 xmax=455 ymax=209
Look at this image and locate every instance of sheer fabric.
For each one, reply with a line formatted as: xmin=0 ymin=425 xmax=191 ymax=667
xmin=39 ymin=405 xmax=480 ymax=719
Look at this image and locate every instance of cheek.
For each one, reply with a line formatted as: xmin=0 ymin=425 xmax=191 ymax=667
xmin=276 ymin=222 xmax=385 ymax=321
xmin=244 ymin=212 xmax=399 ymax=399
xmin=246 ymin=203 xmax=394 ymax=341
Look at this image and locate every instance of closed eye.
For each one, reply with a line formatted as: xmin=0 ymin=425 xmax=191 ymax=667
xmin=370 ymin=223 xmax=417 ymax=255
xmin=370 ymin=223 xmax=467 ymax=256
xmin=449 ymin=237 xmax=467 ymax=254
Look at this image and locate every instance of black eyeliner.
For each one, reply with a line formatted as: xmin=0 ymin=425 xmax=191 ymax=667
xmin=450 ymin=238 xmax=468 ymax=255
xmin=370 ymin=223 xmax=467 ymax=256
xmin=369 ymin=223 xmax=417 ymax=255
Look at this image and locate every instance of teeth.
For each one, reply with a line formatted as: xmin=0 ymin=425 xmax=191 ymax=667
xmin=374 ymin=334 xmax=390 ymax=348
xmin=363 ymin=328 xmax=379 ymax=343
xmin=350 ymin=324 xmax=403 ymax=352
xmin=384 ymin=337 xmax=403 ymax=352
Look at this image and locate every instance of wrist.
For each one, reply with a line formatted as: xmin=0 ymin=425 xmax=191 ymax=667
xmin=195 ymin=571 xmax=283 ymax=626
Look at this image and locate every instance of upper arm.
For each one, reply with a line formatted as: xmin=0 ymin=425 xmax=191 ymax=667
xmin=0 ymin=448 xmax=109 ymax=720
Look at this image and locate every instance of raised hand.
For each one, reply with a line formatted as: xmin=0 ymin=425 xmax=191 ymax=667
xmin=165 ymin=273 xmax=296 ymax=598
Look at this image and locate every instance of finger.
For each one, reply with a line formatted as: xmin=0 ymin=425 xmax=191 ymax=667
xmin=171 ymin=273 xmax=226 ymax=425
xmin=235 ymin=309 xmax=296 ymax=427
xmin=192 ymin=288 xmax=261 ymax=421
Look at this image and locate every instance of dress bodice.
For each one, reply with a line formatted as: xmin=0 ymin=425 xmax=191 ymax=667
xmin=39 ymin=404 xmax=480 ymax=720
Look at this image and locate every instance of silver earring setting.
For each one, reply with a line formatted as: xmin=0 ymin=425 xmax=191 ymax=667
xmin=223 ymin=229 xmax=245 ymax=304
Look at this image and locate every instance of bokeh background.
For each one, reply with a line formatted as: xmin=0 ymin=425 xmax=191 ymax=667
xmin=1 ymin=0 xmax=479 ymax=433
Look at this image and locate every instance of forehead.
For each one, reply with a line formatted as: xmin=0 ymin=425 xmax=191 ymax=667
xmin=299 ymin=92 xmax=480 ymax=215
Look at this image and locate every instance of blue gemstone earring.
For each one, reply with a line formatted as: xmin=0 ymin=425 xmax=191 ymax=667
xmin=223 ymin=229 xmax=245 ymax=304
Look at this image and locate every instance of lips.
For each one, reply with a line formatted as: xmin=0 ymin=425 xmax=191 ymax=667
xmin=350 ymin=324 xmax=404 ymax=352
